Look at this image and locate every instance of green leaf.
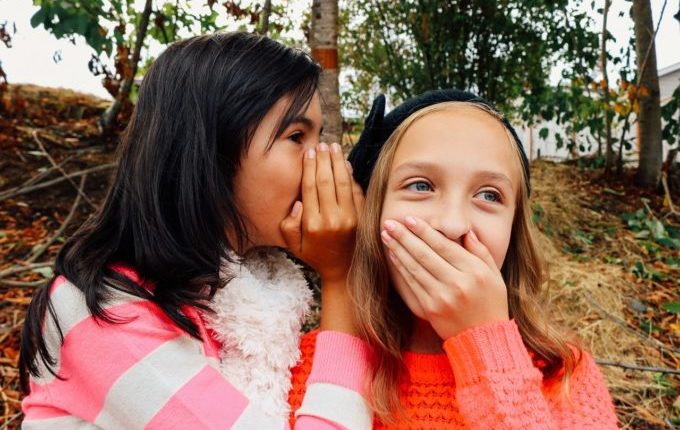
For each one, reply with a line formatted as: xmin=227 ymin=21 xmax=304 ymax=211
xmin=30 ymin=8 xmax=47 ymax=28
xmin=657 ymin=237 xmax=680 ymax=249
xmin=662 ymin=302 xmax=680 ymax=314
xmin=539 ymin=127 xmax=549 ymax=139
xmin=647 ymin=218 xmax=667 ymax=240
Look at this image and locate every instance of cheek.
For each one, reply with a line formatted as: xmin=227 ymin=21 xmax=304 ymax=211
xmin=265 ymin=148 xmax=304 ymax=201
xmin=380 ymin=196 xmax=429 ymax=226
xmin=476 ymin=217 xmax=514 ymax=268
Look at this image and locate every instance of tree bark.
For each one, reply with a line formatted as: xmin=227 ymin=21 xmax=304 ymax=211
xmin=310 ymin=0 xmax=342 ymax=145
xmin=259 ymin=0 xmax=272 ymax=35
xmin=100 ymin=0 xmax=153 ymax=131
xmin=633 ymin=0 xmax=663 ymax=188
xmin=601 ymin=0 xmax=615 ymax=174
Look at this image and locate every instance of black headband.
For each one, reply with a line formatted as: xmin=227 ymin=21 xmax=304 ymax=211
xmin=347 ymin=89 xmax=531 ymax=196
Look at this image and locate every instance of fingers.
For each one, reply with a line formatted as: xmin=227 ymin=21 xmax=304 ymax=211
xmin=315 ymin=143 xmax=337 ymax=211
xmin=463 ymin=230 xmax=498 ymax=270
xmin=381 ymin=223 xmax=444 ymax=297
xmin=402 ymin=216 xmax=474 ymax=271
xmin=302 ymin=148 xmax=319 ymax=216
xmin=385 ymin=248 xmax=432 ymax=313
xmin=280 ymin=201 xmax=303 ymax=253
xmin=330 ymin=143 xmax=353 ymax=211
xmin=382 ymin=219 xmax=463 ymax=283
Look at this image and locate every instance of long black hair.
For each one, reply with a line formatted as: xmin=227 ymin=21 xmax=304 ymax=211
xmin=20 ymin=32 xmax=321 ymax=391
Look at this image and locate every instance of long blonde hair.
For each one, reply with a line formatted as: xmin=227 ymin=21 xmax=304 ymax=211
xmin=348 ymin=102 xmax=580 ymax=422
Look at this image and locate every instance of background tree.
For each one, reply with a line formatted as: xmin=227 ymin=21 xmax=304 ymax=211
xmin=99 ymin=0 xmax=151 ymax=131
xmin=340 ymin=0 xmax=600 ymax=119
xmin=29 ymin=0 xmax=293 ymax=131
xmin=600 ymin=0 xmax=615 ymax=174
xmin=632 ymin=0 xmax=663 ymax=188
xmin=310 ymin=0 xmax=342 ymax=144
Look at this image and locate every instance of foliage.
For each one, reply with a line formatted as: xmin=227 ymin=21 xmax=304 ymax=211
xmin=340 ymin=0 xmax=600 ymax=119
xmin=621 ymin=199 xmax=680 ymax=250
xmin=0 ymin=20 xmax=15 ymax=106
xmin=661 ymin=83 xmax=680 ymax=147
xmin=28 ymin=1 xmax=299 ymax=101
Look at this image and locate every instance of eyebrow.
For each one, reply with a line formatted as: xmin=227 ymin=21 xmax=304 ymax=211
xmin=393 ymin=161 xmax=443 ymax=175
xmin=475 ymin=171 xmax=513 ymax=188
xmin=288 ymin=116 xmax=315 ymax=129
xmin=393 ymin=161 xmax=513 ymax=188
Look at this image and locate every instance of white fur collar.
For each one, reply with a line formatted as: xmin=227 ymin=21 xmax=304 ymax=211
xmin=204 ymin=249 xmax=312 ymax=419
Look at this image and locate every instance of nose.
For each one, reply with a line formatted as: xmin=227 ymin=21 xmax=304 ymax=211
xmin=427 ymin=196 xmax=470 ymax=244
xmin=308 ymin=134 xmax=321 ymax=150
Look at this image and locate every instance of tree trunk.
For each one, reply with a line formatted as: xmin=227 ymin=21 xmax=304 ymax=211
xmin=259 ymin=0 xmax=272 ymax=35
xmin=601 ymin=0 xmax=615 ymax=174
xmin=310 ymin=0 xmax=342 ymax=145
xmin=633 ymin=0 xmax=663 ymax=188
xmin=99 ymin=0 xmax=153 ymax=132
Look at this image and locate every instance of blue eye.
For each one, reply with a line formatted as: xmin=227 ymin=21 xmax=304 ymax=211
xmin=406 ymin=181 xmax=432 ymax=192
xmin=476 ymin=190 xmax=501 ymax=202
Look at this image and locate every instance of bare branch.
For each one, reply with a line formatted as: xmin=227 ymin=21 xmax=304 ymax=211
xmin=0 ymin=163 xmax=115 ymax=202
xmin=596 ymin=359 xmax=680 ymax=375
xmin=26 ymin=174 xmax=86 ymax=264
xmin=32 ymin=130 xmax=97 ymax=209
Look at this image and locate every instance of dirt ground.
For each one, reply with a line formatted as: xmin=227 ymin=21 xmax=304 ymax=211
xmin=0 ymin=84 xmax=678 ymax=429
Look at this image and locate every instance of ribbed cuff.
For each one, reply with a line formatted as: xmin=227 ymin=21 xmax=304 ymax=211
xmin=443 ymin=319 xmax=535 ymax=387
xmin=308 ymin=331 xmax=373 ymax=395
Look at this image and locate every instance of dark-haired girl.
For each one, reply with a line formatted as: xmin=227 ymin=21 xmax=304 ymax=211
xmin=20 ymin=33 xmax=371 ymax=429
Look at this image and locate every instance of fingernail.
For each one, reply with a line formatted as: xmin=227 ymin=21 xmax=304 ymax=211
xmin=318 ymin=142 xmax=329 ymax=152
xmin=469 ymin=230 xmax=477 ymax=241
xmin=384 ymin=220 xmax=396 ymax=231
xmin=381 ymin=230 xmax=392 ymax=243
xmin=306 ymin=148 xmax=316 ymax=159
xmin=331 ymin=142 xmax=341 ymax=153
xmin=345 ymin=160 xmax=353 ymax=174
xmin=404 ymin=216 xmax=416 ymax=227
xmin=291 ymin=201 xmax=302 ymax=217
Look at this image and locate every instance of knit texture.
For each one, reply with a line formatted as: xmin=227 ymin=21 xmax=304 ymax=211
xmin=288 ymin=320 xmax=619 ymax=429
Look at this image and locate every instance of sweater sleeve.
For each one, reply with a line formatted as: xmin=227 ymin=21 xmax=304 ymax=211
xmin=21 ymin=278 xmax=372 ymax=430
xmin=443 ymin=320 xmax=619 ymax=430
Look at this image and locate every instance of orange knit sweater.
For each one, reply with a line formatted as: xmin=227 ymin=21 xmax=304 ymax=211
xmin=288 ymin=320 xmax=619 ymax=429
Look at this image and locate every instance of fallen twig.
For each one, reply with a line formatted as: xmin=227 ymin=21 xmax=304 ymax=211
xmin=661 ymin=173 xmax=679 ymax=220
xmin=595 ymin=359 xmax=680 ymax=375
xmin=0 ymin=163 xmax=115 ymax=202
xmin=0 ymin=412 xmax=22 ymax=430
xmin=0 ymin=262 xmax=53 ymax=278
xmin=583 ymin=291 xmax=680 ymax=356
xmin=0 ymin=318 xmax=24 ymax=345
xmin=0 ymin=279 xmax=44 ymax=288
xmin=19 ymin=154 xmax=74 ymax=189
xmin=32 ymin=129 xmax=97 ymax=209
xmin=26 ymin=175 xmax=85 ymax=264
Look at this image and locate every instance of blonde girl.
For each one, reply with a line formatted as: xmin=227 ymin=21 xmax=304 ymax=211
xmin=289 ymin=89 xmax=618 ymax=429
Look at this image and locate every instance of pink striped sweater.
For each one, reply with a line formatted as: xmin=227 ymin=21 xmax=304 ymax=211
xmin=21 ymin=272 xmax=373 ymax=429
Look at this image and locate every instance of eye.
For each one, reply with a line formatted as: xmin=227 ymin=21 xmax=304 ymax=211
xmin=288 ymin=131 xmax=304 ymax=143
xmin=475 ymin=190 xmax=501 ymax=203
xmin=405 ymin=181 xmax=432 ymax=192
